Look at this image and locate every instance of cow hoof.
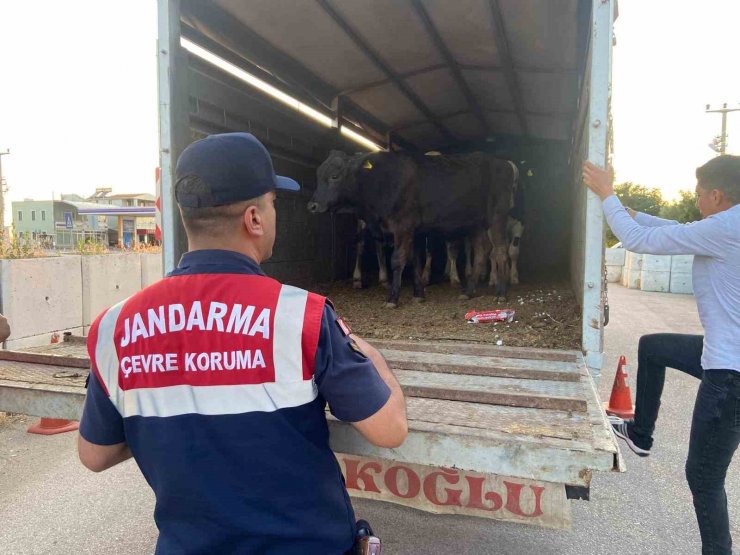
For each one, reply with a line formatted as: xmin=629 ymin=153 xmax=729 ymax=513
xmin=383 ymin=302 xmax=398 ymax=309
xmin=458 ymin=293 xmax=472 ymax=300
xmin=511 ymin=277 xmax=519 ymax=285
xmin=450 ymin=280 xmax=461 ymax=288
xmin=412 ymin=296 xmax=425 ymax=304
xmin=379 ymin=281 xmax=390 ymax=289
xmin=353 ymin=280 xmax=363 ymax=289
xmin=496 ymin=296 xmax=507 ymax=303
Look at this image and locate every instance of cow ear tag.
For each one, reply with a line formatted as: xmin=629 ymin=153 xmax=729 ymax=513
xmin=527 ymin=169 xmax=534 ymax=177
xmin=362 ymin=160 xmax=373 ymax=170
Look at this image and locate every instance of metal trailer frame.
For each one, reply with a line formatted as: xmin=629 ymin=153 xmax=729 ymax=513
xmin=580 ymin=0 xmax=614 ymax=381
xmin=155 ymin=0 xmax=615 ymax=380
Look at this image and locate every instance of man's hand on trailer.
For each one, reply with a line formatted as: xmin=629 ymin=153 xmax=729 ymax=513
xmin=582 ymin=161 xmax=615 ymax=200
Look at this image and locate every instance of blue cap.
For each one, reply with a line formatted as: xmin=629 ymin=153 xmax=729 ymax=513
xmin=174 ymin=132 xmax=300 ymax=208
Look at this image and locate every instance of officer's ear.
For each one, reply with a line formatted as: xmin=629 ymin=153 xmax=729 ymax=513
xmin=242 ymin=204 xmax=264 ymax=237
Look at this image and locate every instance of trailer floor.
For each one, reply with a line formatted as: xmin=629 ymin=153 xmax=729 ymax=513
xmin=315 ymin=280 xmax=582 ymax=350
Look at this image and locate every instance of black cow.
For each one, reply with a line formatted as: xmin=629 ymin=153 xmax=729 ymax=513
xmin=307 ymin=151 xmax=518 ymax=307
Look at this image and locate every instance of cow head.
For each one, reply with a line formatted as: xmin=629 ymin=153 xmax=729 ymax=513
xmin=307 ymin=150 xmax=365 ymax=214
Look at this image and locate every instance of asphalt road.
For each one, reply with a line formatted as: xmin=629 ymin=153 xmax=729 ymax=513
xmin=1 ymin=284 xmax=735 ymax=554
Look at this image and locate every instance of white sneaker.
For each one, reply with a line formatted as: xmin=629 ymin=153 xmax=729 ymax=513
xmin=611 ymin=418 xmax=651 ymax=457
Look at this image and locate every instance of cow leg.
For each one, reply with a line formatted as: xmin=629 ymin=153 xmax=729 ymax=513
xmin=464 ymin=236 xmax=473 ymax=281
xmin=386 ymin=231 xmax=412 ymax=308
xmin=488 ymin=214 xmax=510 ymax=301
xmin=376 ymin=239 xmax=389 ymax=287
xmin=421 ymin=239 xmax=432 ymax=286
xmin=509 ymin=219 xmax=524 ymax=285
xmin=487 ymin=228 xmax=498 ymax=288
xmin=446 ymin=240 xmax=462 ymax=286
xmin=353 ymin=220 xmax=366 ymax=289
xmin=462 ymin=230 xmax=491 ymax=299
xmin=412 ymin=235 xmax=426 ymax=302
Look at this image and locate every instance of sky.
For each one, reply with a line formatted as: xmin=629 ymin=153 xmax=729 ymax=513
xmin=0 ymin=0 xmax=738 ymax=223
xmin=611 ymin=0 xmax=740 ymax=199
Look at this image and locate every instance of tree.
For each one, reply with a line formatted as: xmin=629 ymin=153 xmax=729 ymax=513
xmin=606 ymin=182 xmax=664 ymax=245
xmin=614 ymin=182 xmax=664 ymax=215
xmin=660 ymin=190 xmax=701 ymax=223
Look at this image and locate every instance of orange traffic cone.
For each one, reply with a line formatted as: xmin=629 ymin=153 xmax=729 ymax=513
xmin=603 ymin=355 xmax=635 ymax=419
xmin=27 ymin=418 xmax=79 ymax=435
xmin=27 ymin=333 xmax=80 ymax=435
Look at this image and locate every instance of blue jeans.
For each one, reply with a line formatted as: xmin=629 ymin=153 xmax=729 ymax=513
xmin=686 ymin=369 xmax=740 ymax=555
xmin=632 ymin=333 xmax=740 ymax=554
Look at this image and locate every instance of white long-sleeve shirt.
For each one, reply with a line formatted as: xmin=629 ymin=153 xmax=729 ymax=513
xmin=602 ymin=195 xmax=740 ymax=372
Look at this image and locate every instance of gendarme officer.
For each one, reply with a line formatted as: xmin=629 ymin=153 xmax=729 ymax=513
xmin=78 ymin=132 xmax=408 ymax=554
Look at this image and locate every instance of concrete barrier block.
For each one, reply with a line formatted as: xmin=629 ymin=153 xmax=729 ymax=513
xmin=625 ymin=252 xmax=644 ymax=271
xmin=623 ymin=268 xmax=642 ymax=289
xmin=604 ymin=248 xmax=626 ymax=266
xmin=141 ymin=253 xmax=163 ymax=288
xmin=0 ymin=256 xmax=84 ymax=343
xmin=640 ymin=270 xmax=670 ymax=292
xmin=606 ymin=265 xmax=622 ymax=283
xmin=642 ymin=255 xmax=672 ymax=272
xmin=82 ymin=253 xmax=142 ymax=326
xmin=671 ymin=255 xmax=694 ymax=274
xmin=670 ymin=273 xmax=694 ymax=295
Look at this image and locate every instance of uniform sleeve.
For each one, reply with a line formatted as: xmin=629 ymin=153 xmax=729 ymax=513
xmin=79 ymin=371 xmax=126 ymax=446
xmin=634 ymin=211 xmax=680 ymax=228
xmin=603 ymin=195 xmax=729 ymax=257
xmin=313 ymin=304 xmax=391 ymax=423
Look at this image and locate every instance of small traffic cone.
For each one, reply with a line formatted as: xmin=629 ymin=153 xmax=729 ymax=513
xmin=603 ymin=355 xmax=635 ymax=419
xmin=27 ymin=418 xmax=79 ymax=435
xmin=27 ymin=333 xmax=80 ymax=435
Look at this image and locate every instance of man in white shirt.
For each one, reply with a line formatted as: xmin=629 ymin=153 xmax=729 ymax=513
xmin=583 ymin=155 xmax=740 ymax=555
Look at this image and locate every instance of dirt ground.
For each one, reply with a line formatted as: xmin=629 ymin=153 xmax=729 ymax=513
xmin=314 ymin=279 xmax=582 ymax=350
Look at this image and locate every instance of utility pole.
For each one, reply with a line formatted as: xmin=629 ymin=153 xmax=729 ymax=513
xmin=706 ymin=103 xmax=740 ymax=155
xmin=0 ymin=149 xmax=9 ymax=232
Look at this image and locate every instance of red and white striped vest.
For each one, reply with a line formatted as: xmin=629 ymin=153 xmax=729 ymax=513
xmin=86 ymin=274 xmax=326 ymax=418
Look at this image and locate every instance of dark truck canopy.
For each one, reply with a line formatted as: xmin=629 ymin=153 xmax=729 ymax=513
xmin=178 ymin=0 xmax=590 ymax=152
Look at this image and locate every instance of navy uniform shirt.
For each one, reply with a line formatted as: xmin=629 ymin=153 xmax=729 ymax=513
xmin=80 ymin=249 xmax=391 ymax=554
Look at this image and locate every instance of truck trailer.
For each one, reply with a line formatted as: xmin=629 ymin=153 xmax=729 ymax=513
xmin=0 ymin=0 xmax=623 ymax=531
xmin=156 ymin=0 xmax=623 ymax=528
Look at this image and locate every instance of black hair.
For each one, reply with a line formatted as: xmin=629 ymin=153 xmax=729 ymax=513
xmin=696 ymin=155 xmax=740 ymax=204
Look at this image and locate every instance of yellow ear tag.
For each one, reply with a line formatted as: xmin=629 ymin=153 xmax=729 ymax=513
xmin=363 ymin=160 xmax=373 ymax=170
xmin=527 ymin=169 xmax=534 ymax=177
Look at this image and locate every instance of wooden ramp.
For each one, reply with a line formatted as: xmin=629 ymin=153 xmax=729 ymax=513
xmin=328 ymin=339 xmax=621 ymax=484
xmin=0 ymin=337 xmax=622 ymax=529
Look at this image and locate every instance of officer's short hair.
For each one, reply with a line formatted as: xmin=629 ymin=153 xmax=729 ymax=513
xmin=176 ymin=175 xmax=266 ymax=236
xmin=696 ymin=155 xmax=740 ymax=204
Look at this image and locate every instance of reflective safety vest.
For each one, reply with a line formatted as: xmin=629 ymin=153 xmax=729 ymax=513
xmin=87 ymin=273 xmax=327 ymax=418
